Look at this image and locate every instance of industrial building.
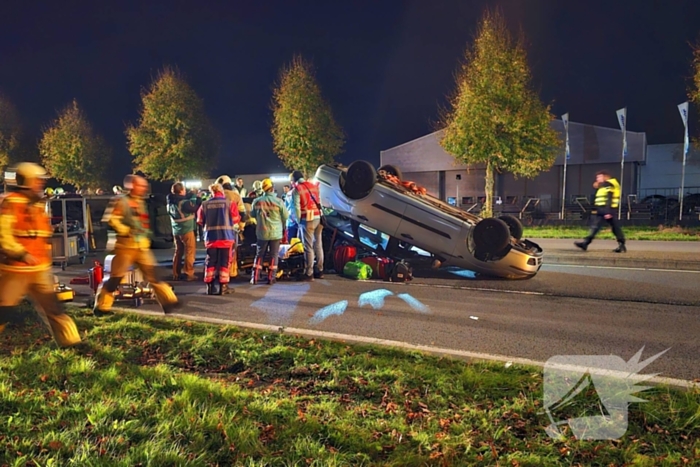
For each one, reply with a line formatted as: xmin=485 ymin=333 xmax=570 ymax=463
xmin=380 ymin=119 xmax=700 ymax=215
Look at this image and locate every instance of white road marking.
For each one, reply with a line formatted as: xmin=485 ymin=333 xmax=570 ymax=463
xmin=125 ymin=308 xmax=699 ymax=390
xmin=543 ymin=264 xmax=700 ymax=274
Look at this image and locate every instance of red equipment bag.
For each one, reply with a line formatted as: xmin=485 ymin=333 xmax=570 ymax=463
xmin=360 ymin=256 xmax=394 ymax=280
xmin=333 ymin=244 xmax=357 ymax=273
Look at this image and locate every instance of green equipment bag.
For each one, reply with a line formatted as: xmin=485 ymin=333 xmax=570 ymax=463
xmin=343 ymin=260 xmax=373 ymax=280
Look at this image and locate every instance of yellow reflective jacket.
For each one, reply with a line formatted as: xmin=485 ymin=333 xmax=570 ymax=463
xmin=594 ymin=178 xmax=621 ymax=209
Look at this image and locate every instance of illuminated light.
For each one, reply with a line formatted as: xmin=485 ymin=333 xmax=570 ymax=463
xmin=309 ymin=300 xmax=348 ymax=324
xmin=251 ymin=283 xmax=310 ymax=324
xmin=269 ymin=174 xmax=291 ymax=183
xmin=184 ymin=180 xmax=202 ymax=190
xmin=396 ymin=294 xmax=430 ymax=313
xmin=358 ymin=289 xmax=394 ymax=309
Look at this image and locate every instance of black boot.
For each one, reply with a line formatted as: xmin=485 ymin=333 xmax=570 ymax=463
xmin=574 ymin=241 xmax=588 ymax=251
xmin=613 ymin=242 xmax=627 ymax=253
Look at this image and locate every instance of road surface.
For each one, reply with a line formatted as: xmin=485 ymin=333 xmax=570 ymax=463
xmin=71 ymin=263 xmax=699 ymax=382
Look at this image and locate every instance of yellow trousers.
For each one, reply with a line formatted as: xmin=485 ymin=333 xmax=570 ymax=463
xmin=95 ymin=247 xmax=178 ymax=312
xmin=0 ymin=269 xmax=81 ymax=347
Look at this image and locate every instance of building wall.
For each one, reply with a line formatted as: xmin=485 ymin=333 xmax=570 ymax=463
xmin=381 ymin=121 xmax=645 ymax=206
xmin=639 ymin=144 xmax=700 ymax=196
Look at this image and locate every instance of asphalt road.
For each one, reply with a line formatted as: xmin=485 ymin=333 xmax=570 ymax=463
xmin=72 ymin=263 xmax=699 ymax=382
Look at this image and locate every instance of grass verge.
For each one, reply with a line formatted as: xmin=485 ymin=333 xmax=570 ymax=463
xmin=522 ymin=225 xmax=700 ymax=241
xmin=1 ymin=306 xmax=699 ymax=466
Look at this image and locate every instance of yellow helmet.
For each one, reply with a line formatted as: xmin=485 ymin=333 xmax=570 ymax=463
xmin=7 ymin=162 xmax=49 ymax=188
xmin=44 ymin=187 xmax=55 ymax=197
xmin=261 ymin=178 xmax=273 ymax=192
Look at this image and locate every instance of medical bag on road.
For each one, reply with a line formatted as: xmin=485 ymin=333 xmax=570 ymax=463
xmin=342 ymin=261 xmax=372 ymax=280
xmin=360 ymin=256 xmax=394 ymax=280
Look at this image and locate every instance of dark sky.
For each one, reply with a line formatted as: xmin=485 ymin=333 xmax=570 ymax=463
xmin=2 ymin=0 xmax=700 ymax=183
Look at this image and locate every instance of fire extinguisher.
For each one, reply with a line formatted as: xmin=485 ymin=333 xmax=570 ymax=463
xmin=89 ymin=261 xmax=103 ymax=294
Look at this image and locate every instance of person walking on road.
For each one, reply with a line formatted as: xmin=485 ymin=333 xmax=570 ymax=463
xmin=0 ymin=163 xmax=82 ymax=347
xmin=575 ymin=170 xmax=627 ymax=253
xmin=292 ymin=170 xmax=324 ymax=280
xmin=167 ymin=182 xmax=201 ymax=281
xmin=198 ymin=183 xmax=240 ymax=294
xmin=95 ymin=174 xmax=181 ymax=315
xmin=250 ymin=178 xmax=289 ymax=285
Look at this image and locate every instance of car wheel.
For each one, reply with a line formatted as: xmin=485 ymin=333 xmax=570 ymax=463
xmin=341 ymin=160 xmax=377 ymax=200
xmin=498 ymin=214 xmax=523 ymax=240
xmin=472 ymin=218 xmax=510 ymax=255
xmin=378 ymin=164 xmax=403 ymax=181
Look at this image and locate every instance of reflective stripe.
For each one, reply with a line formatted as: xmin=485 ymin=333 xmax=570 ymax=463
xmin=0 ymin=262 xmax=52 ymax=273
xmin=11 ymin=229 xmax=53 ymax=237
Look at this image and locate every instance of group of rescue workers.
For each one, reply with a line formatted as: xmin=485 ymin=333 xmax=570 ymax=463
xmin=165 ymin=170 xmax=325 ymax=293
xmin=0 ymin=161 xmax=625 ymax=349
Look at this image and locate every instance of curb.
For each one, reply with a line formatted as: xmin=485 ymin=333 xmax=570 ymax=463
xmin=544 ymin=254 xmax=700 ymax=271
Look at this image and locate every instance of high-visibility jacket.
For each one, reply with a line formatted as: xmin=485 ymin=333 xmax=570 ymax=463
xmin=0 ymin=192 xmax=54 ymax=273
xmin=197 ymin=194 xmax=240 ymax=247
xmin=293 ymin=179 xmax=321 ymax=222
xmin=594 ymin=178 xmax=621 ymax=209
xmin=102 ymin=194 xmax=151 ymax=249
xmin=167 ymin=193 xmax=199 ymax=236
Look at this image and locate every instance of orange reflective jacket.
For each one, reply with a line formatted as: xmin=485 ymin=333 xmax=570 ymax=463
xmin=0 ymin=192 xmax=53 ymax=273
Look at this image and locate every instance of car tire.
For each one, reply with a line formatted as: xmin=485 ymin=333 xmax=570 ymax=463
xmin=472 ymin=218 xmax=510 ymax=255
xmin=378 ymin=164 xmax=403 ymax=181
xmin=498 ymin=214 xmax=523 ymax=240
xmin=341 ymin=160 xmax=376 ymax=200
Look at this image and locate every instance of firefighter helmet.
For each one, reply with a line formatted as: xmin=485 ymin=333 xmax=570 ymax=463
xmin=44 ymin=187 xmax=55 ymax=197
xmin=8 ymin=162 xmax=49 ymax=188
xmin=216 ymin=175 xmax=232 ymax=186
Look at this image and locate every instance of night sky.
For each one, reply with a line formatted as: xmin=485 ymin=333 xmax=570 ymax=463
xmin=2 ymin=0 xmax=700 ymax=183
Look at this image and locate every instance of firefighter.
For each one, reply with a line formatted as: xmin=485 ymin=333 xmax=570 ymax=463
xmin=575 ymin=170 xmax=627 ymax=253
xmin=94 ymin=174 xmax=181 ymax=315
xmin=250 ymin=178 xmax=289 ymax=285
xmin=291 ymin=170 xmax=324 ymax=280
xmin=0 ymin=163 xmax=81 ymax=347
xmin=215 ymin=175 xmax=247 ymax=279
xmin=197 ymin=183 xmax=240 ymax=294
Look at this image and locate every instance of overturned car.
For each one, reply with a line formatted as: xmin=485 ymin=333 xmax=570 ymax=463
xmin=314 ymin=161 xmax=543 ymax=279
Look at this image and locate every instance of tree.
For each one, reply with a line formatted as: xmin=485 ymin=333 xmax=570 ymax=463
xmin=439 ymin=10 xmax=561 ymax=218
xmin=126 ymin=67 xmax=219 ymax=181
xmin=39 ymin=99 xmax=110 ymax=190
xmin=0 ymin=93 xmax=23 ymax=179
xmin=271 ymin=55 xmax=345 ymax=178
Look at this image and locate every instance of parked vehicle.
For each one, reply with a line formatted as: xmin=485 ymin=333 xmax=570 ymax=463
xmin=314 ymin=161 xmax=543 ymax=279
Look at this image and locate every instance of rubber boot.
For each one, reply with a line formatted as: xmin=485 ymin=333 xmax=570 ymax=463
xmin=613 ymin=242 xmax=627 ymax=253
xmin=250 ymin=260 xmax=262 ymax=285
xmin=267 ymin=268 xmax=277 ymax=286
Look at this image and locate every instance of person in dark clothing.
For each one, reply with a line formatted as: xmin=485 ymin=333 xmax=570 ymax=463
xmin=575 ymin=171 xmax=626 ymax=253
xmin=167 ymin=183 xmax=202 ymax=281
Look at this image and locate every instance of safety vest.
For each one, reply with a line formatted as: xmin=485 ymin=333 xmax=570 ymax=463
xmin=296 ymin=181 xmax=321 ymax=221
xmin=594 ymin=178 xmax=621 ymax=209
xmin=168 ymin=196 xmax=196 ymax=235
xmin=0 ymin=192 xmax=54 ymax=273
xmin=201 ymin=197 xmax=235 ymax=243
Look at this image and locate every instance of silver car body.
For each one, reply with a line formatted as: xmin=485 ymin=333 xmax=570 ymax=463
xmin=314 ymin=164 xmax=543 ymax=279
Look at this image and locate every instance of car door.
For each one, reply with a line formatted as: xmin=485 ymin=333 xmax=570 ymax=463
xmin=352 ymin=186 xmax=408 ymax=237
xmin=395 ymin=202 xmax=462 ymax=258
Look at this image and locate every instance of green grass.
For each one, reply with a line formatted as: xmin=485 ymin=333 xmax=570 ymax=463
xmin=522 ymin=225 xmax=700 ymax=241
xmin=1 ymin=306 xmax=699 ymax=466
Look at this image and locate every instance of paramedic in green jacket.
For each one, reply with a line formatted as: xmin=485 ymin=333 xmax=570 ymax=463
xmin=250 ymin=178 xmax=289 ymax=285
xmin=167 ymin=182 xmax=202 ymax=281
